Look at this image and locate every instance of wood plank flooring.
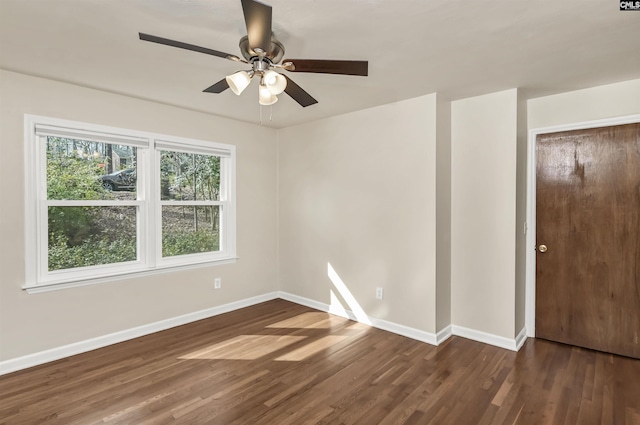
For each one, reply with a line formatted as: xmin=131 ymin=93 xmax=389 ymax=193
xmin=1 ymin=299 xmax=639 ymax=424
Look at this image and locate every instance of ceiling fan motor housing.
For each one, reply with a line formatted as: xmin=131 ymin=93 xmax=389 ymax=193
xmin=239 ymin=35 xmax=285 ymax=64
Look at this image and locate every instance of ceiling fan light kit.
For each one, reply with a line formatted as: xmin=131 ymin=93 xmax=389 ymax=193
xmin=139 ymin=0 xmax=368 ymax=110
xmin=226 ymin=70 xmax=253 ymax=95
xmin=258 ymin=83 xmax=278 ymax=105
xmin=263 ymin=70 xmax=287 ymax=95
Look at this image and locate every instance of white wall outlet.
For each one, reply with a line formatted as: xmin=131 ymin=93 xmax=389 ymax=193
xmin=214 ymin=278 xmax=221 ymax=289
xmin=376 ymin=287 xmax=384 ymax=300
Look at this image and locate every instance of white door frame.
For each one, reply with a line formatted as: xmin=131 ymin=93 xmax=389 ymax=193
xmin=525 ymin=114 xmax=640 ymax=338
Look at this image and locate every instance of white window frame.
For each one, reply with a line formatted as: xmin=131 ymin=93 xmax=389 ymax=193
xmin=23 ymin=115 xmax=237 ymax=293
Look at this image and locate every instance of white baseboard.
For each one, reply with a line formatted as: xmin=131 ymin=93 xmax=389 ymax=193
xmin=278 ymin=291 xmax=331 ymax=315
xmin=278 ymin=292 xmax=529 ymax=351
xmin=451 ymin=324 xmax=528 ymax=352
xmin=1 ymin=291 xmax=528 ymax=375
xmin=514 ymin=327 xmax=528 ymax=350
xmin=278 ymin=291 xmax=443 ymax=346
xmin=0 ymin=292 xmax=279 ymax=376
xmin=436 ymin=325 xmax=453 ymax=345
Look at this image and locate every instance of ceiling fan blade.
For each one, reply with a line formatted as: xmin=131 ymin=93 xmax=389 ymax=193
xmin=283 ymin=59 xmax=368 ymax=76
xmin=139 ymin=33 xmax=244 ymax=62
xmin=241 ymin=0 xmax=272 ymax=53
xmin=203 ymin=79 xmax=230 ymax=94
xmin=283 ymin=75 xmax=318 ymax=107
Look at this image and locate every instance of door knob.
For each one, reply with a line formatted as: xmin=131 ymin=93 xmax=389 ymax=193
xmin=538 ymin=244 xmax=547 ymax=253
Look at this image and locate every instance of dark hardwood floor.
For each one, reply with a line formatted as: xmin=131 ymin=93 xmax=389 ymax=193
xmin=1 ymin=299 xmax=639 ymax=425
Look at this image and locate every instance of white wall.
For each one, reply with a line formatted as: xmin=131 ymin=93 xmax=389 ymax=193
xmin=278 ymin=94 xmax=439 ymax=333
xmin=514 ymin=92 xmax=528 ymax=333
xmin=528 ymin=79 xmax=640 ymax=129
xmin=435 ymin=95 xmax=452 ymax=332
xmin=0 ymin=70 xmax=279 ymax=361
xmin=451 ymin=89 xmax=519 ymax=339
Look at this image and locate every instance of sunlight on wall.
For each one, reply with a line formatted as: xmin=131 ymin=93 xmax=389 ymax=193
xmin=327 ymin=262 xmax=371 ymax=325
xmin=329 ymin=290 xmax=349 ymax=318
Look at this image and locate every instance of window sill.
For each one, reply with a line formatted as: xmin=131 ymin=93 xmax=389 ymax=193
xmin=22 ymin=257 xmax=239 ymax=294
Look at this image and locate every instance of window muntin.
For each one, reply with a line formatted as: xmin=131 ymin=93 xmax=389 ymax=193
xmin=25 ymin=116 xmax=236 ymax=289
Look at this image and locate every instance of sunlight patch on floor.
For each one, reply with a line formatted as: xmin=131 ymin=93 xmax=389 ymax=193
xmin=345 ymin=322 xmax=370 ymax=331
xmin=275 ymin=335 xmax=349 ymax=361
xmin=179 ymin=335 xmax=306 ymax=360
xmin=267 ymin=312 xmax=349 ymax=329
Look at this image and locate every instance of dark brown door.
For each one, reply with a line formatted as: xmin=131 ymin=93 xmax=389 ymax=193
xmin=535 ymin=123 xmax=640 ymax=359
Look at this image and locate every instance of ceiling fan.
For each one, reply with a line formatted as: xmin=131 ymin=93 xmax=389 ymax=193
xmin=139 ymin=0 xmax=368 ymax=107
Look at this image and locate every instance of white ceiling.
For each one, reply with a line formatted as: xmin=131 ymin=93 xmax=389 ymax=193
xmin=1 ymin=0 xmax=639 ymax=128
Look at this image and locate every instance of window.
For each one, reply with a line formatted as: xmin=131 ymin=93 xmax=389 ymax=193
xmin=24 ymin=116 xmax=236 ymax=291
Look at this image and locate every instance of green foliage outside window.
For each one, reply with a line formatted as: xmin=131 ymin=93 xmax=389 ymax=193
xmin=46 ymin=151 xmax=138 ymax=270
xmin=46 ymin=138 xmax=221 ymax=271
xmin=162 ymin=231 xmax=219 ymax=257
xmin=48 ymin=233 xmax=137 ymax=271
xmin=47 ymin=154 xmax=104 ymax=248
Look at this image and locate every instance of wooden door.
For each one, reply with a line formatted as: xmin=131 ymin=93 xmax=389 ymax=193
xmin=535 ymin=123 xmax=640 ymax=359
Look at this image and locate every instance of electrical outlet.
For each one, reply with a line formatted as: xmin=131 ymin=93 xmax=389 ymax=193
xmin=214 ymin=278 xmax=221 ymax=289
xmin=376 ymin=287 xmax=384 ymax=300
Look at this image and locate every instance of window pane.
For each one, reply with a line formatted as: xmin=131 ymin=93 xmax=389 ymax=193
xmin=160 ymin=151 xmax=220 ymax=201
xmin=162 ymin=206 xmax=220 ymax=257
xmin=48 ymin=206 xmax=137 ymax=271
xmin=46 ymin=137 xmax=137 ymax=201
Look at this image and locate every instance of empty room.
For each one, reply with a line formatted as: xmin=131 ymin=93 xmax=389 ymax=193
xmin=1 ymin=0 xmax=639 ymax=424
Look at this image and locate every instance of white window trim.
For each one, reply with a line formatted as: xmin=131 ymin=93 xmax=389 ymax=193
xmin=23 ymin=115 xmax=237 ymax=292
